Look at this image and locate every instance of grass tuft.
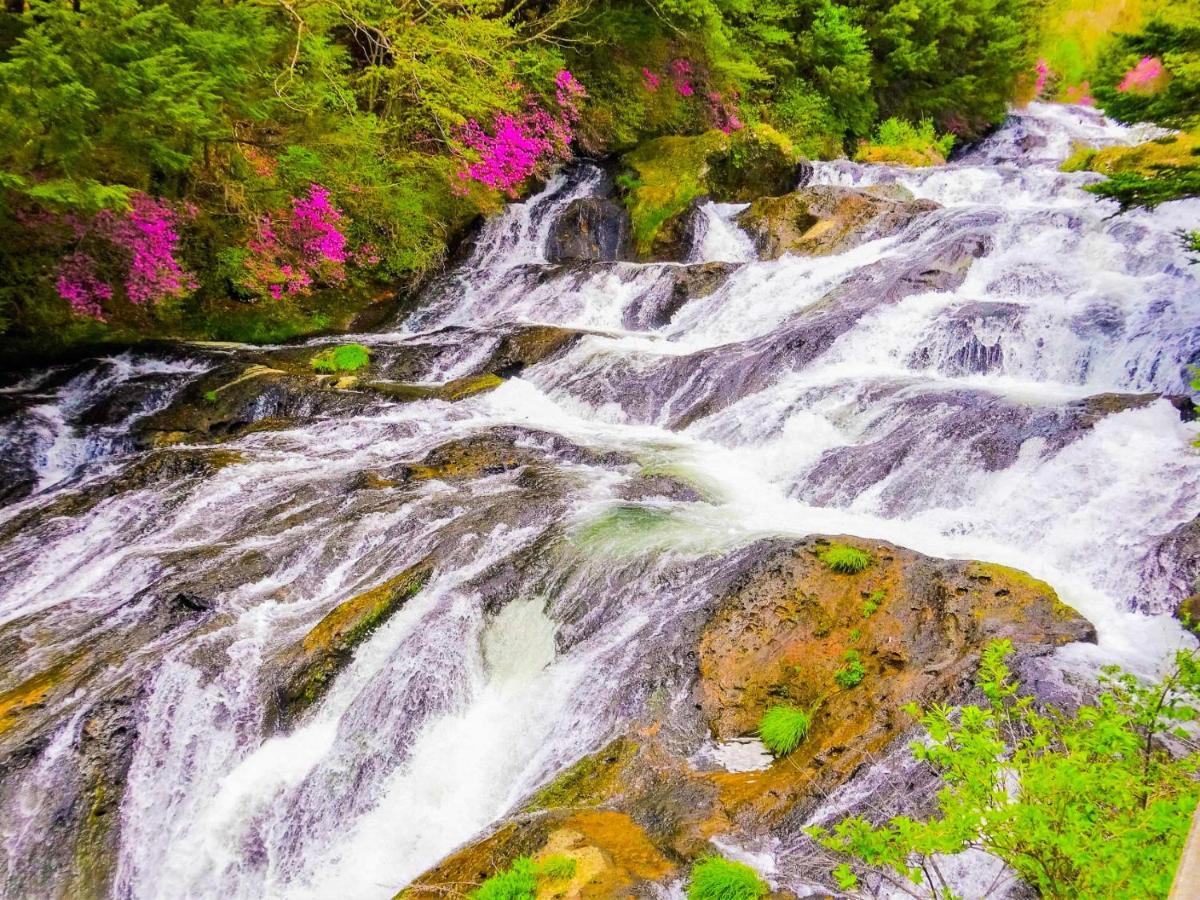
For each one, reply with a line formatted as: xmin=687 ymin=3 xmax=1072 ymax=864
xmin=310 ymin=342 xmax=371 ymax=373
xmin=687 ymin=856 xmax=769 ymax=900
xmin=820 ymin=544 xmax=871 ymax=574
xmin=471 ymin=855 xmax=577 ymax=900
xmin=758 ymin=705 xmax=812 ymax=756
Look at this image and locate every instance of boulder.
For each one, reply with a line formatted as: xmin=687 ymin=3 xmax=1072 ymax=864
xmin=399 ymin=536 xmax=1094 ymax=896
xmin=546 ymin=198 xmax=633 ymax=263
xmin=736 ymin=185 xmax=939 ymax=259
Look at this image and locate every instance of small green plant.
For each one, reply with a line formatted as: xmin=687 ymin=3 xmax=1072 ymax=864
xmin=848 ymin=627 xmax=862 ymax=643
xmin=471 ymin=855 xmax=577 ymax=900
xmin=820 ymin=544 xmax=871 ymax=574
xmin=758 ymin=704 xmax=812 ymax=756
xmin=310 ymin=343 xmax=371 ymax=374
xmin=834 ymin=649 xmax=866 ymax=689
xmin=808 ymin=639 xmax=1200 ymax=899
xmin=203 ymin=389 xmax=219 ymax=403
xmin=687 ymin=856 xmax=769 ymax=900
xmin=861 ymin=589 xmax=884 ymax=617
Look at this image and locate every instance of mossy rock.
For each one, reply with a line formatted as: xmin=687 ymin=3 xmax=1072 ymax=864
xmin=266 ymin=560 xmax=433 ymax=731
xmin=311 ymin=343 xmax=372 ymax=373
xmin=735 ymin=185 xmax=938 ymax=259
xmin=1061 ymin=131 xmax=1200 ymax=177
xmin=620 ymin=124 xmax=799 ymax=259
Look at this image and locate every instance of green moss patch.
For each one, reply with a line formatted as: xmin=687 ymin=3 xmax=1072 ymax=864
xmin=311 ymin=343 xmax=372 ymax=373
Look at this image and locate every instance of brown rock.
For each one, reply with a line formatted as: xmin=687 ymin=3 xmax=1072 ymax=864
xmin=736 ymin=186 xmax=939 ymax=259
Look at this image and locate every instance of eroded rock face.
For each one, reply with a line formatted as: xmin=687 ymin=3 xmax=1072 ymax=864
xmin=736 ymin=186 xmax=939 ymax=259
xmin=547 ymin=198 xmax=633 ymax=263
xmin=401 ymin=536 xmax=1094 ymax=896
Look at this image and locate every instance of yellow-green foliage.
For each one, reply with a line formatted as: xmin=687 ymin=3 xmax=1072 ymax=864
xmin=311 ymin=343 xmax=371 ymax=374
xmin=1034 ymin=0 xmax=1155 ymax=89
xmin=854 ymin=118 xmax=955 ymax=167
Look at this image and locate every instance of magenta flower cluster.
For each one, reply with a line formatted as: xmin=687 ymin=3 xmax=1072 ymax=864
xmin=246 ymin=184 xmax=350 ymax=300
xmin=669 ymin=59 xmax=694 ymax=97
xmin=54 ymin=194 xmax=195 ymax=320
xmin=1118 ymin=56 xmax=1166 ymax=93
xmin=456 ymin=70 xmax=586 ymax=197
xmin=642 ymin=67 xmax=661 ymax=92
xmin=1034 ymin=58 xmax=1050 ymax=97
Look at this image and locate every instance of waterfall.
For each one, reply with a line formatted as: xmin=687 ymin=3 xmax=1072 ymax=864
xmin=0 ymin=103 xmax=1197 ymax=898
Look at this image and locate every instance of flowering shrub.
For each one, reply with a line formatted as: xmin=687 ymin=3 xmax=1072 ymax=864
xmin=52 ymin=194 xmax=195 ymax=320
xmin=1064 ymin=81 xmax=1095 ymax=105
xmin=55 ymin=253 xmax=113 ymax=320
xmin=641 ymin=67 xmax=661 ymax=92
xmin=707 ymin=91 xmax=743 ymax=133
xmin=1117 ymin=56 xmax=1167 ymax=94
xmin=456 ymin=70 xmax=586 ymax=197
xmin=1034 ymin=58 xmax=1050 ymax=97
xmin=669 ymin=58 xmax=694 ymax=97
xmin=243 ymin=184 xmax=351 ymax=300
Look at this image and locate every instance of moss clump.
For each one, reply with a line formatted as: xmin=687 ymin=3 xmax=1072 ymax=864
xmin=834 ymin=649 xmax=866 ymax=689
xmin=526 ymin=738 xmax=638 ymax=810
xmin=820 ymin=544 xmax=871 ymax=574
xmin=471 ymin=855 xmax=577 ymax=900
xmin=758 ymin=704 xmax=812 ymax=756
xmin=687 ymin=856 xmax=769 ymax=900
xmin=1061 ymin=133 xmax=1200 ymax=211
xmin=311 ymin=343 xmax=371 ymax=373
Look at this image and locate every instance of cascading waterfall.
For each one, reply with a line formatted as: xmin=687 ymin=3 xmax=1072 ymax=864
xmin=0 ymin=102 xmax=1197 ymax=899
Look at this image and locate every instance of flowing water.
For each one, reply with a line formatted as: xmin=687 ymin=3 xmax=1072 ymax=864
xmin=0 ymin=103 xmax=1198 ymax=898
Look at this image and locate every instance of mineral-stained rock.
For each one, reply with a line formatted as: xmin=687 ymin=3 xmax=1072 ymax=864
xmin=263 ymin=559 xmax=434 ymax=732
xmin=399 ymin=536 xmax=1094 ymax=896
xmin=736 ymin=185 xmax=939 ymax=259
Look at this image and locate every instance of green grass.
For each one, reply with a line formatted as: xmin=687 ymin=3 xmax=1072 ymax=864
xmin=820 ymin=544 xmax=871 ymax=574
xmin=758 ymin=705 xmax=812 ymax=756
xmin=687 ymin=856 xmax=769 ymax=900
xmin=310 ymin=343 xmax=371 ymax=373
xmin=834 ymin=649 xmax=866 ymax=689
xmin=862 ymin=589 xmax=885 ymax=617
xmin=471 ymin=855 xmax=576 ymax=900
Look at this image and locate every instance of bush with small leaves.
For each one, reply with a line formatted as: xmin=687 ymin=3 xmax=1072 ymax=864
xmin=687 ymin=856 xmax=769 ymax=900
xmin=808 ymin=639 xmax=1200 ymax=899
xmin=758 ymin=705 xmax=812 ymax=756
xmin=834 ymin=649 xmax=866 ymax=689
xmin=820 ymin=544 xmax=871 ymax=574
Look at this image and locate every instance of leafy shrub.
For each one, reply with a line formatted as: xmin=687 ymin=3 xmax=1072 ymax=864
xmin=472 ymin=855 xmax=577 ymax=900
xmin=819 ymin=544 xmax=871 ymax=574
xmin=834 ymin=649 xmax=866 ymax=689
xmin=687 ymin=856 xmax=769 ymax=900
xmin=808 ymin=639 xmax=1200 ymax=899
xmin=758 ymin=705 xmax=812 ymax=755
xmin=311 ymin=343 xmax=371 ymax=374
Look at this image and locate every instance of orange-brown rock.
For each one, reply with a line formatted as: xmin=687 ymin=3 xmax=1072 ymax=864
xmin=399 ymin=535 xmax=1095 ymax=895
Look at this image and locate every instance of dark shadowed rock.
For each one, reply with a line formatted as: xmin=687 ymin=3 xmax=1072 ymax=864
xmin=547 ymin=198 xmax=633 ymax=263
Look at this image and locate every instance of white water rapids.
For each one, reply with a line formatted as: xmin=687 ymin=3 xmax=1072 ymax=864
xmin=0 ymin=103 xmax=1198 ymax=898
